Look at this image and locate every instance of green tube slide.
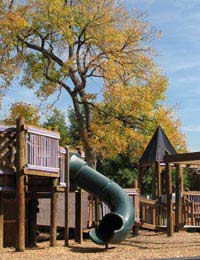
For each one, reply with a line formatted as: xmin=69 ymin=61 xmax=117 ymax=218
xmin=69 ymin=154 xmax=135 ymax=245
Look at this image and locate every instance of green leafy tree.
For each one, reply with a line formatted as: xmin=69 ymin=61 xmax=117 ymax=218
xmin=97 ymin=154 xmax=137 ymax=188
xmin=43 ymin=108 xmax=70 ymax=146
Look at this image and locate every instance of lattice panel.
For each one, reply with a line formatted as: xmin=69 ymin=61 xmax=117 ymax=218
xmin=0 ymin=128 xmax=16 ymax=171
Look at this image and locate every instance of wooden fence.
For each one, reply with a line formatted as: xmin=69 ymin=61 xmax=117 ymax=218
xmin=182 ymin=191 xmax=200 ymax=227
xmin=140 ymin=192 xmax=200 ymax=230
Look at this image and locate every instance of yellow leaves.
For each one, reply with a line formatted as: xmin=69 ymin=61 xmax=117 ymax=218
xmin=153 ymin=106 xmax=187 ymax=153
xmin=0 ymin=0 xmax=186 ymax=163
xmin=4 ymin=102 xmax=40 ymax=126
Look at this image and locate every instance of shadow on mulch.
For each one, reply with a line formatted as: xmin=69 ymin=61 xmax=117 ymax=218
xmin=120 ymin=237 xmax=200 ymax=250
xmin=69 ymin=245 xmax=115 ymax=253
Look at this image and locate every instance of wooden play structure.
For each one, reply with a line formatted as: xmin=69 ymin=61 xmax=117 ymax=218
xmin=138 ymin=126 xmax=200 ymax=236
xmin=0 ymin=118 xmax=139 ymax=251
xmin=0 ymin=118 xmax=70 ymax=251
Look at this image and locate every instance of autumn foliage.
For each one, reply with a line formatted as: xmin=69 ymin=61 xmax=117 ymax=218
xmin=0 ymin=0 xmax=186 ymax=165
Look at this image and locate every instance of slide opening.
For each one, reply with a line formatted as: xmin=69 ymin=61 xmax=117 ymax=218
xmin=96 ymin=213 xmax=123 ymax=242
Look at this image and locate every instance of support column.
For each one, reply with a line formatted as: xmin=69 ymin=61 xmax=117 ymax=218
xmin=138 ymin=165 xmax=143 ymax=194
xmin=88 ymin=194 xmax=94 ymax=228
xmin=0 ymin=192 xmax=4 ymax=250
xmin=16 ymin=117 xmax=26 ymax=252
xmin=175 ymin=164 xmax=183 ymax=232
xmin=64 ymin=147 xmax=69 ymax=247
xmin=155 ymin=161 xmax=161 ymax=198
xmin=75 ymin=189 xmax=82 ymax=243
xmin=155 ymin=162 xmax=162 ymax=226
xmin=94 ymin=197 xmax=100 ymax=226
xmin=50 ymin=178 xmax=57 ymax=247
xmin=166 ymin=163 xmax=173 ymax=237
xmin=133 ymin=189 xmax=140 ymax=235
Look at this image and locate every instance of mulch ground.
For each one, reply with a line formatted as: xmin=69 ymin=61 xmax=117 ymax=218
xmin=2 ymin=230 xmax=200 ymax=260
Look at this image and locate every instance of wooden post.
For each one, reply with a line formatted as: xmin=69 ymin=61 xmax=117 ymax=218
xmin=16 ymin=117 xmax=26 ymax=252
xmin=75 ymin=189 xmax=82 ymax=243
xmin=175 ymin=164 xmax=183 ymax=232
xmin=95 ymin=197 xmax=100 ymax=226
xmin=155 ymin=161 xmax=162 ymax=226
xmin=138 ymin=165 xmax=143 ymax=194
xmin=166 ymin=163 xmax=173 ymax=237
xmin=88 ymin=194 xmax=94 ymax=228
xmin=0 ymin=192 xmax=4 ymax=250
xmin=155 ymin=162 xmax=161 ymax=198
xmin=134 ymin=189 xmax=140 ymax=235
xmin=50 ymin=178 xmax=57 ymax=247
xmin=64 ymin=147 xmax=69 ymax=247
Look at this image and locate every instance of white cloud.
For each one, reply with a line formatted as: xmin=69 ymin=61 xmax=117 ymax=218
xmin=181 ymin=126 xmax=200 ymax=132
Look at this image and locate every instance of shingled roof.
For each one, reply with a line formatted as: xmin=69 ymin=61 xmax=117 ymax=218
xmin=139 ymin=125 xmax=176 ymax=166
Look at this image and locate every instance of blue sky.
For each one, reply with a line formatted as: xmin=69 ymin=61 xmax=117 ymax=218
xmin=1 ymin=0 xmax=200 ymax=151
xmin=125 ymin=0 xmax=200 ymax=152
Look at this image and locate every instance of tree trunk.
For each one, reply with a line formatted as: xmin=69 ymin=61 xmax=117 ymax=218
xmin=85 ymin=147 xmax=96 ymax=168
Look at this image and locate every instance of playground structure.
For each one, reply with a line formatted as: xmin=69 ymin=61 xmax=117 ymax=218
xmin=138 ymin=126 xmax=200 ymax=235
xmin=0 ymin=118 xmax=135 ymax=251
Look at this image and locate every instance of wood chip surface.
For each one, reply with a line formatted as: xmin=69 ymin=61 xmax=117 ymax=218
xmin=2 ymin=230 xmax=200 ymax=260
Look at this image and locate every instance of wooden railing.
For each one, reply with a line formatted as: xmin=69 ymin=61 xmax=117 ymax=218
xmin=183 ymin=191 xmax=200 ymax=227
xmin=139 ymin=197 xmax=157 ymax=230
xmin=139 ymin=197 xmax=168 ymax=230
xmin=140 ymin=192 xmax=200 ymax=230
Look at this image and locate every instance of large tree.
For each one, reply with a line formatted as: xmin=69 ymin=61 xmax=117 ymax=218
xmin=0 ymin=0 xmax=184 ymax=165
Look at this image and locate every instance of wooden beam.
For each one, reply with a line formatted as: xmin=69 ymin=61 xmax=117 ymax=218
xmin=166 ymin=163 xmax=173 ymax=237
xmin=24 ymin=169 xmax=59 ymax=178
xmin=50 ymin=178 xmax=57 ymax=247
xmin=75 ymin=189 xmax=82 ymax=244
xmin=16 ymin=117 xmax=26 ymax=252
xmin=175 ymin=164 xmax=183 ymax=232
xmin=164 ymin=152 xmax=200 ymax=163
xmin=0 ymin=192 xmax=4 ymax=250
xmin=64 ymin=147 xmax=69 ymax=247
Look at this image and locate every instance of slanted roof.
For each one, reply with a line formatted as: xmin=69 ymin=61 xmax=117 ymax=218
xmin=139 ymin=125 xmax=176 ymax=166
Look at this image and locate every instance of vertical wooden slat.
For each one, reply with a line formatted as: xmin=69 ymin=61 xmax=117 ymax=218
xmin=75 ymin=189 xmax=82 ymax=244
xmin=64 ymin=147 xmax=69 ymax=246
xmin=31 ymin=135 xmax=33 ymax=165
xmin=0 ymin=192 xmax=4 ymax=250
xmin=191 ymin=201 xmax=194 ymax=226
xmin=16 ymin=117 xmax=26 ymax=252
xmin=50 ymin=178 xmax=57 ymax=247
xmin=166 ymin=163 xmax=173 ymax=237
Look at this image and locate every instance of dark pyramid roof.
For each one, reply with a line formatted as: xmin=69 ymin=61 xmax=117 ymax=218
xmin=139 ymin=125 xmax=176 ymax=166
